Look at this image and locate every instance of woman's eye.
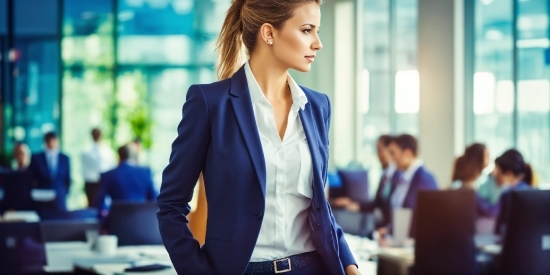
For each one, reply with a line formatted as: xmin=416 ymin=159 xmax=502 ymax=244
xmin=303 ymin=29 xmax=312 ymax=34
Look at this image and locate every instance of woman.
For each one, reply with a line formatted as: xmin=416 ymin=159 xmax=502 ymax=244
xmin=492 ymin=149 xmax=534 ymax=235
xmin=450 ymin=143 xmax=489 ymax=189
xmin=156 ymin=1 xmax=359 ymax=274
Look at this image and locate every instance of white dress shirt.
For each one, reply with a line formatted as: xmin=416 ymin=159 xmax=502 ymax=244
xmin=45 ymin=149 xmax=59 ymax=176
xmin=391 ymin=159 xmax=423 ymax=208
xmin=81 ymin=142 xmax=116 ymax=182
xmin=244 ymin=62 xmax=315 ymax=261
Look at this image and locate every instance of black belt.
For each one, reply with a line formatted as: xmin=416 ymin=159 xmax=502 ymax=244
xmin=245 ymin=251 xmax=320 ymax=274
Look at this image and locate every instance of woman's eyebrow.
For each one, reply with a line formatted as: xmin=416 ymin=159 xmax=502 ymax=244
xmin=300 ymin=23 xmax=318 ymax=28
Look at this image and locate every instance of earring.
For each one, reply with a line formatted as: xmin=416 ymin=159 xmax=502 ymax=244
xmin=268 ymin=41 xmax=273 ymax=45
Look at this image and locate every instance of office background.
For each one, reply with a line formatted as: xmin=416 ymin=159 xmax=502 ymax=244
xmin=0 ymin=0 xmax=549 ymax=210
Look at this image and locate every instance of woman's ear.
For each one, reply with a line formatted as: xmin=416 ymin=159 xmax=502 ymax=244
xmin=259 ymin=23 xmax=275 ymax=45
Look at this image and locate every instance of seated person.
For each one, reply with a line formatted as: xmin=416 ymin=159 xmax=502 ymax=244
xmin=451 ymin=151 xmax=500 ymax=218
xmin=381 ymin=134 xmax=438 ymax=240
xmin=492 ymin=149 xmax=534 ymax=236
xmin=333 ymin=135 xmax=400 ymax=228
xmin=96 ymin=145 xmax=158 ymax=217
xmin=12 ymin=143 xmax=31 ymax=171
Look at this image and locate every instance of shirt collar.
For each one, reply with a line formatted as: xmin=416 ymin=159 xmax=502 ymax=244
xmin=46 ymin=149 xmax=59 ymax=156
xmin=402 ymin=159 xmax=423 ymax=183
xmin=244 ymin=61 xmax=308 ymax=110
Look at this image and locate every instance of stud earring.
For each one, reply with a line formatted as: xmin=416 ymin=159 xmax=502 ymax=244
xmin=268 ymin=41 xmax=273 ymax=45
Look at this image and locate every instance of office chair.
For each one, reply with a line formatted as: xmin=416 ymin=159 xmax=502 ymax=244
xmin=499 ymin=190 xmax=550 ymax=275
xmin=105 ymin=201 xmax=163 ymax=246
xmin=40 ymin=220 xmax=100 ymax=242
xmin=414 ymin=189 xmax=476 ymax=275
xmin=0 ymin=222 xmax=46 ymax=274
xmin=0 ymin=171 xmax=34 ymax=212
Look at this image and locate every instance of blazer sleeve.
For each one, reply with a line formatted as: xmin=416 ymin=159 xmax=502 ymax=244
xmin=156 ymin=85 xmax=215 ymax=274
xmin=324 ymin=94 xmax=358 ymax=269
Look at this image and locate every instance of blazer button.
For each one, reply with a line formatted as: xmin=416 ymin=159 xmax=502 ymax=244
xmin=258 ymin=212 xmax=263 ymax=219
xmin=316 ymin=205 xmax=320 ymax=211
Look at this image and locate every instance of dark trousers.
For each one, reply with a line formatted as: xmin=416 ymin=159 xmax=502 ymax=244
xmin=85 ymin=182 xmax=100 ymax=207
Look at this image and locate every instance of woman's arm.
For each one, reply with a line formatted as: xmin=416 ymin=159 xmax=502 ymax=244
xmin=156 ymin=85 xmax=215 ymax=274
xmin=324 ymin=94 xmax=359 ymax=273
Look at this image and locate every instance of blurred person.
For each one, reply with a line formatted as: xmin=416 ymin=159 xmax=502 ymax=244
xmin=492 ymin=149 xmax=534 ymax=235
xmin=450 ymin=143 xmax=489 ymax=189
xmin=156 ymin=1 xmax=360 ymax=274
xmin=81 ymin=128 xmax=116 ymax=207
xmin=27 ymin=132 xmax=71 ymax=211
xmin=95 ymin=144 xmax=157 ymax=218
xmin=381 ymin=134 xmax=438 ymax=239
xmin=333 ymin=135 xmax=400 ymax=228
xmin=12 ymin=142 xmax=31 ymax=171
xmin=128 ymin=138 xmax=145 ymax=164
xmin=451 ymin=156 xmax=481 ymax=189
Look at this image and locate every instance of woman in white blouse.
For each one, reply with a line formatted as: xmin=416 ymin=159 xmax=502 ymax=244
xmin=156 ymin=0 xmax=360 ymax=274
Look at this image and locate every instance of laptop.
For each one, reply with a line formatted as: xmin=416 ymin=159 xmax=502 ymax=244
xmin=392 ymin=208 xmax=412 ymax=247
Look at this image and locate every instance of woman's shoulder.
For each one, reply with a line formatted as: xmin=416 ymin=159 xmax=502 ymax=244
xmin=192 ymin=77 xmax=232 ymax=93
xmin=299 ymin=85 xmax=330 ymax=106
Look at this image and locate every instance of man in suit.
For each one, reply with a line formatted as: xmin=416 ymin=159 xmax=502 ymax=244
xmin=96 ymin=145 xmax=158 ymax=217
xmin=332 ymin=135 xmax=401 ymax=229
xmin=385 ymin=134 xmax=438 ymax=238
xmin=27 ymin=132 xmax=72 ymax=211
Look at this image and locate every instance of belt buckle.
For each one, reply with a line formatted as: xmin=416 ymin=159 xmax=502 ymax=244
xmin=273 ymin=257 xmax=291 ymax=273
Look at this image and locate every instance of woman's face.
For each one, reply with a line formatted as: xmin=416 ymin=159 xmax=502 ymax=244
xmin=272 ymin=3 xmax=323 ymax=72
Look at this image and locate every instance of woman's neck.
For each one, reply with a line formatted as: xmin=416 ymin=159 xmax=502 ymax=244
xmin=248 ymin=55 xmax=289 ymax=100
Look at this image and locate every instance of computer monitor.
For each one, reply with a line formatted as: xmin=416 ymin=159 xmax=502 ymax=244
xmin=105 ymin=201 xmax=163 ymax=246
xmin=338 ymin=169 xmax=370 ymax=205
xmin=0 ymin=222 xmax=46 ymax=274
xmin=499 ymin=190 xmax=550 ymax=274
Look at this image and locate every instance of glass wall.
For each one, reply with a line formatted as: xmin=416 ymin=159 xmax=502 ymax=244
xmin=2 ymin=0 xmax=61 ymax=154
xmin=59 ymin=0 xmax=230 ymax=208
xmin=472 ymin=0 xmax=550 ymax=186
xmin=360 ymin=0 xmax=419 ymax=186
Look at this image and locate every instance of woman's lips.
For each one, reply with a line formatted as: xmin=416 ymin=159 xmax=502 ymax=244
xmin=305 ymin=56 xmax=315 ymax=62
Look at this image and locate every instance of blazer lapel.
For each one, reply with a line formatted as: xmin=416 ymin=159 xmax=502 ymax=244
xmin=298 ymin=104 xmax=323 ymax=194
xmin=229 ymin=66 xmax=267 ymax=197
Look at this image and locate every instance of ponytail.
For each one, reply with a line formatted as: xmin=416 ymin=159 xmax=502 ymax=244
xmin=523 ymin=163 xmax=534 ymax=187
xmin=216 ymin=0 xmax=247 ymax=80
xmin=215 ymin=0 xmax=323 ymax=80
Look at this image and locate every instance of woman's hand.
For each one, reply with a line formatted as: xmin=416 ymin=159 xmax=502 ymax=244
xmin=345 ymin=264 xmax=361 ymax=275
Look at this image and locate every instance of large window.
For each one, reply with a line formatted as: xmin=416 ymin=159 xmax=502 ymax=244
xmin=59 ymin=0 xmax=229 ymax=208
xmin=1 ymin=0 xmax=61 ymax=154
xmin=472 ymin=0 xmax=550 ymax=186
xmin=360 ymin=0 xmax=418 ymax=186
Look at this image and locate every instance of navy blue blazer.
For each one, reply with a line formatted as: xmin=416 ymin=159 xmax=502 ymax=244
xmin=27 ymin=152 xmax=71 ymax=211
xmin=157 ymin=66 xmax=356 ymax=274
xmin=96 ymin=162 xmax=158 ymax=212
xmin=390 ymin=166 xmax=438 ymax=237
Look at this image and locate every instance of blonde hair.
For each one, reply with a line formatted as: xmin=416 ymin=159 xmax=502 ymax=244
xmin=215 ymin=0 xmax=322 ymax=80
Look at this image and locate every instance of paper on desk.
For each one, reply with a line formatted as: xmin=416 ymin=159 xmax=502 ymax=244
xmin=31 ymin=189 xmax=56 ymax=201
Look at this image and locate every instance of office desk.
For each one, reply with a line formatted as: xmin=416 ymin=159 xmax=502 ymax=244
xmin=44 ymin=242 xmax=175 ymax=275
xmin=374 ymin=235 xmax=502 ymax=275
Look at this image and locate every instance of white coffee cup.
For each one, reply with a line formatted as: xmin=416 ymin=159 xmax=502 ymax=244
xmin=95 ymin=235 xmax=118 ymax=255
